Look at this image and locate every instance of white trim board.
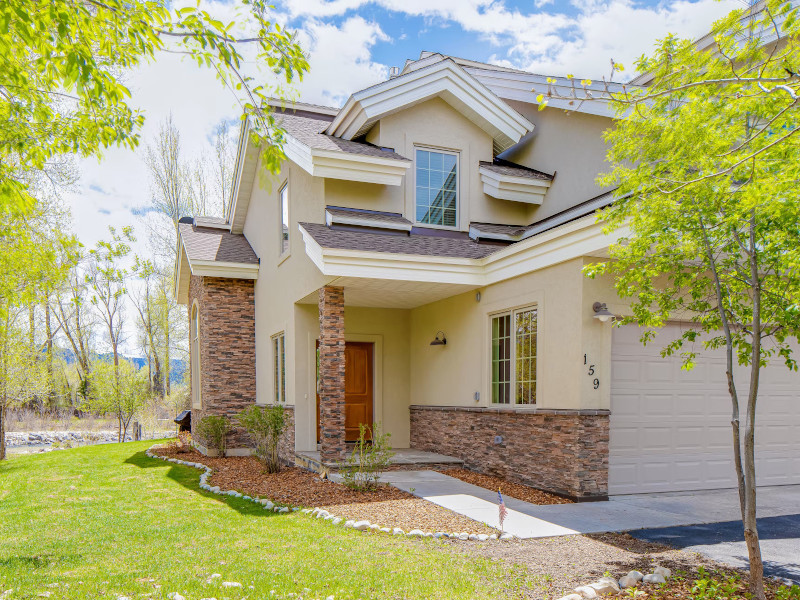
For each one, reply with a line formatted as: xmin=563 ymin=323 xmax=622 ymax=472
xmin=299 ymin=214 xmax=628 ymax=289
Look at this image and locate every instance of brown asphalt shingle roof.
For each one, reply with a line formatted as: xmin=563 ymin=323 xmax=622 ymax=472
xmin=479 ymin=159 xmax=553 ymax=181
xmin=278 ymin=113 xmax=410 ymax=162
xmin=179 ymin=218 xmax=258 ymax=265
xmin=326 ymin=206 xmax=413 ymax=228
xmin=300 ymin=222 xmax=505 ymax=259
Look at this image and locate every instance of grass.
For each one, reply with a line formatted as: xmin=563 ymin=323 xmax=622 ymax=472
xmin=0 ymin=441 xmax=533 ymax=600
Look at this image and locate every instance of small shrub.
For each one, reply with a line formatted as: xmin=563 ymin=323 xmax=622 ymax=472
xmin=777 ymin=585 xmax=800 ymax=600
xmin=237 ymin=405 xmax=286 ymax=473
xmin=339 ymin=422 xmax=394 ymax=491
xmin=175 ymin=431 xmax=192 ymax=454
xmin=194 ymin=415 xmax=231 ymax=456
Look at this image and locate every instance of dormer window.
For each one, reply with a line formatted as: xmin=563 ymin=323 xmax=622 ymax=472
xmin=415 ymin=148 xmax=458 ymax=228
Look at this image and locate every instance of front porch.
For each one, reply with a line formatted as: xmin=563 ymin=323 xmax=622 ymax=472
xmin=295 ymin=448 xmax=464 ymax=474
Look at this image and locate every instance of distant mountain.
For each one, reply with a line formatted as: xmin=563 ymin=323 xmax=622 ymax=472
xmin=53 ymin=347 xmax=186 ymax=385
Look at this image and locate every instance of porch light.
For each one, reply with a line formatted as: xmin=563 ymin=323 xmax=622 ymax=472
xmin=430 ymin=331 xmax=447 ymax=346
xmin=592 ymin=302 xmax=614 ymax=323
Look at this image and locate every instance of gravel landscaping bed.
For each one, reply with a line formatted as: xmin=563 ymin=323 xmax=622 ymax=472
xmin=319 ymin=498 xmax=496 ymax=535
xmin=448 ymin=533 xmax=715 ymax=597
xmin=436 ymin=468 xmax=574 ymax=505
xmin=449 ymin=532 xmax=797 ymax=599
xmin=153 ymin=446 xmax=496 ymax=535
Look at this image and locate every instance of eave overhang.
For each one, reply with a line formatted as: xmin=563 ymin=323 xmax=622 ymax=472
xmin=299 ymin=214 xmax=628 ymax=288
xmin=479 ymin=165 xmax=552 ymax=204
xmin=174 ymin=238 xmax=259 ymax=306
xmin=326 ymin=59 xmax=534 ymax=154
xmin=284 ymin=133 xmax=411 ymax=186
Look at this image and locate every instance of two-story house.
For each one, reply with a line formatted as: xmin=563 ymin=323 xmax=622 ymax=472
xmin=176 ymin=52 xmax=800 ymax=500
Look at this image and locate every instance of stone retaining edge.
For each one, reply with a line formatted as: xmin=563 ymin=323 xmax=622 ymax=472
xmin=145 ymin=444 xmax=514 ymax=543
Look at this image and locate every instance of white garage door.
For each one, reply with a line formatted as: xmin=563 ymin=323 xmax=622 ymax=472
xmin=610 ymin=323 xmax=800 ymax=494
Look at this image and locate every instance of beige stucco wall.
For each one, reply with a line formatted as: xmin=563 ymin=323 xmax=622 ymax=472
xmin=502 ymin=100 xmax=616 ymax=223
xmin=409 ymin=258 xmax=613 ymax=411
xmin=243 ymin=157 xmax=333 ymax=414
xmin=370 ymin=97 xmax=532 ymax=228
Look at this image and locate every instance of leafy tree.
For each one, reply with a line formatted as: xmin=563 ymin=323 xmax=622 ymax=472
xmin=566 ymin=2 xmax=800 ymax=597
xmin=89 ymin=359 xmax=149 ymax=443
xmin=1 ymin=0 xmax=308 ymax=213
xmin=0 ymin=200 xmax=76 ymax=459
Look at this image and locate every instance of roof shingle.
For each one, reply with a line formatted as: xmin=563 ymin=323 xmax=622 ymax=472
xmin=300 ymin=222 xmax=505 ymax=259
xmin=278 ymin=113 xmax=410 ymax=162
xmin=478 ymin=159 xmax=553 ymax=181
xmin=179 ymin=218 xmax=258 ymax=265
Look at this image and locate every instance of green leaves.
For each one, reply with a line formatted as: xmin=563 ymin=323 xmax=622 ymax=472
xmin=594 ymin=0 xmax=800 ymax=370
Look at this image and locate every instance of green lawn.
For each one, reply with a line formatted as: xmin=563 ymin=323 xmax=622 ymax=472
xmin=0 ymin=441 xmax=532 ymax=599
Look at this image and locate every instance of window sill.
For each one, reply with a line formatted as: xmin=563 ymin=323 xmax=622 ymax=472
xmin=277 ymin=251 xmax=291 ymax=266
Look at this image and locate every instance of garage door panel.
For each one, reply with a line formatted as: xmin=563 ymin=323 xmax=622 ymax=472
xmin=610 ymin=323 xmax=800 ymax=494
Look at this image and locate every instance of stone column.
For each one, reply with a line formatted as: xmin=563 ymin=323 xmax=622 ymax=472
xmin=318 ymin=285 xmax=346 ymax=462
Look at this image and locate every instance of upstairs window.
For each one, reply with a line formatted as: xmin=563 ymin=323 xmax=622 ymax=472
xmin=279 ymin=182 xmax=289 ymax=256
xmin=491 ymin=306 xmax=537 ymax=405
xmin=415 ymin=148 xmax=458 ymax=228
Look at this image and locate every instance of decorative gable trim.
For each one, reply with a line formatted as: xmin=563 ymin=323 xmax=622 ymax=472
xmin=325 ymin=59 xmax=534 ymax=155
xmin=480 ymin=164 xmax=552 ymax=204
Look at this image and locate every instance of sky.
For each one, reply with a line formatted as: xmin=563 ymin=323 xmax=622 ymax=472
xmin=67 ymin=0 xmax=744 ymax=355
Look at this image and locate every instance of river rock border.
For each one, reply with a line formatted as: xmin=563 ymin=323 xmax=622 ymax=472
xmin=145 ymin=445 xmax=514 ymax=543
xmin=556 ymin=566 xmax=673 ymax=599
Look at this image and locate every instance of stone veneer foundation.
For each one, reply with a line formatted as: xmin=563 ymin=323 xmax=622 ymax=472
xmin=410 ymin=405 xmax=610 ymax=500
xmin=189 ymin=275 xmax=256 ymax=450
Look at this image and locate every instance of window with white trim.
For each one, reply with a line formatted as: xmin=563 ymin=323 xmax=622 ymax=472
xmin=491 ymin=306 xmax=537 ymax=405
xmin=415 ymin=148 xmax=458 ymax=227
xmin=272 ymin=333 xmax=286 ymax=403
xmin=279 ymin=182 xmax=289 ymax=256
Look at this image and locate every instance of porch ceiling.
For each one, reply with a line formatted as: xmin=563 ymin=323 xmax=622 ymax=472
xmin=298 ymin=276 xmax=477 ymax=309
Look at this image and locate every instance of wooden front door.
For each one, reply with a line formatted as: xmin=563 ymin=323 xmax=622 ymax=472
xmin=317 ymin=341 xmax=374 ymax=443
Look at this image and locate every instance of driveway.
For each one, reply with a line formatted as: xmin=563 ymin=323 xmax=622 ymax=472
xmin=382 ymin=471 xmax=800 ymax=540
xmin=631 ymin=514 xmax=800 ymax=584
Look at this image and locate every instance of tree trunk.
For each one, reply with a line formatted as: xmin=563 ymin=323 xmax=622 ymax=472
xmin=164 ymin=325 xmax=171 ymax=396
xmin=45 ymin=301 xmax=55 ymax=409
xmin=742 ymin=213 xmax=765 ymax=600
xmin=0 ymin=404 xmax=6 ymax=462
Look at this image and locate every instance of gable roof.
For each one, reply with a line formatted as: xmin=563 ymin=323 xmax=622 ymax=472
xmin=175 ymin=217 xmax=259 ymax=304
xmin=326 ymin=57 xmax=534 ymax=154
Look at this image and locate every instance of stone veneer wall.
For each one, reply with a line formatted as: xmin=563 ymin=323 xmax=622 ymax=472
xmin=410 ymin=405 xmax=609 ymax=500
xmin=189 ymin=275 xmax=256 ymax=450
xmin=279 ymin=406 xmax=296 ymax=465
xmin=317 ymin=286 xmax=346 ymax=462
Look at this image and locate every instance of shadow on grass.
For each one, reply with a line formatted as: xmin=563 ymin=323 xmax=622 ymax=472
xmin=0 ymin=553 xmax=83 ymax=570
xmin=124 ymin=449 xmax=277 ymax=519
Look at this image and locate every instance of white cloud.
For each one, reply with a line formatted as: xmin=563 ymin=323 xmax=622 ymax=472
xmin=295 ymin=16 xmax=391 ymax=106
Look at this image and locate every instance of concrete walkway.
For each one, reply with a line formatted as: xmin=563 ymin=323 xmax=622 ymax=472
xmin=381 ymin=471 xmax=800 ymax=540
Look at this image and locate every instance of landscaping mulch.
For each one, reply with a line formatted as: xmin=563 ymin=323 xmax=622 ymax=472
xmin=153 ymin=446 xmax=497 ymax=534
xmin=437 ymin=468 xmax=574 ymax=505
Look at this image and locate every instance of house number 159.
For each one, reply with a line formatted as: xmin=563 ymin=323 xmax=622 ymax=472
xmin=584 ymin=354 xmax=600 ymax=389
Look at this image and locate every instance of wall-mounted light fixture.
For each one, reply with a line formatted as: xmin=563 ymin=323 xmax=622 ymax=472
xmin=430 ymin=331 xmax=447 ymax=346
xmin=592 ymin=302 xmax=614 ymax=323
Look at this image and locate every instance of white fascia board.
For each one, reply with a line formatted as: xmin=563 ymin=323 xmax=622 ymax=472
xmin=175 ymin=241 xmax=191 ymax=305
xmin=300 ymin=215 xmax=627 ymax=289
xmin=299 ymin=226 xmax=484 ymax=285
xmin=284 ymin=132 xmax=410 ymax=186
xmin=467 ymin=68 xmax=621 ymax=119
xmin=325 ymin=211 xmax=412 ymax=232
xmin=480 ymin=166 xmax=551 ymax=204
xmin=189 ymin=260 xmax=259 ymax=280
xmin=226 ymin=117 xmax=251 ymax=231
xmin=326 ymin=60 xmax=533 ymax=151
